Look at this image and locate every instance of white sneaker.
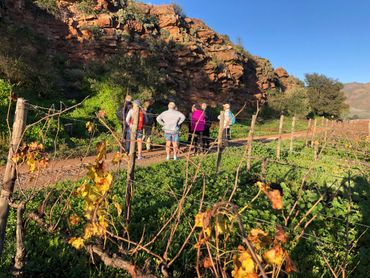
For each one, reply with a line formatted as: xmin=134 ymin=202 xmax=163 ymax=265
xmin=173 ymin=156 xmax=178 ymax=161
xmin=166 ymin=156 xmax=170 ymax=161
xmin=137 ymin=156 xmax=143 ymax=160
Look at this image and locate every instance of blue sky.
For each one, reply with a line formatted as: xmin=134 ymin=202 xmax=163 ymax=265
xmin=142 ymin=0 xmax=370 ymax=83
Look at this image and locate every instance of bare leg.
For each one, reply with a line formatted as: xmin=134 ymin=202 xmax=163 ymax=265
xmin=173 ymin=141 xmax=178 ymax=158
xmin=137 ymin=139 xmax=143 ymax=158
xmin=166 ymin=141 xmax=171 ymax=157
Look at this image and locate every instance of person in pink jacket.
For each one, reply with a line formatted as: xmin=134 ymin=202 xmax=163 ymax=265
xmin=190 ymin=104 xmax=206 ymax=153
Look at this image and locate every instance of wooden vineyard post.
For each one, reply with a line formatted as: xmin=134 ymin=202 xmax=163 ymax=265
xmin=368 ymin=121 xmax=370 ymax=138
xmin=324 ymin=119 xmax=329 ymax=143
xmin=314 ymin=141 xmax=319 ymax=161
xmin=0 ymin=98 xmax=27 ymax=256
xmin=321 ymin=116 xmax=325 ymax=127
xmin=289 ymin=116 xmax=296 ymax=153
xmin=310 ymin=118 xmax=317 ymax=147
xmin=305 ymin=118 xmax=312 ymax=146
xmin=216 ymin=111 xmax=225 ymax=173
xmin=124 ymin=105 xmax=139 ymax=225
xmin=246 ymin=114 xmax=257 ymax=171
xmin=276 ymin=115 xmax=284 ymax=160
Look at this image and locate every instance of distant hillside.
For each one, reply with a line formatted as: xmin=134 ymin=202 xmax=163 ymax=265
xmin=342 ymin=82 xmax=370 ymax=118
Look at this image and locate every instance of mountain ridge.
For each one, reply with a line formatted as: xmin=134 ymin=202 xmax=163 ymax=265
xmin=342 ymin=82 xmax=370 ymax=118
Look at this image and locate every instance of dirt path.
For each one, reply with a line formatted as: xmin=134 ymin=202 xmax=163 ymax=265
xmin=0 ymin=120 xmax=368 ymax=190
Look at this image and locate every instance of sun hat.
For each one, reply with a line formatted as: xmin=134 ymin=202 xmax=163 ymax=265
xmin=133 ymin=100 xmax=141 ymax=106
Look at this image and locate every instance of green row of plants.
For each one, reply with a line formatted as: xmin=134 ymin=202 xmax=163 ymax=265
xmin=1 ymin=140 xmax=368 ymax=277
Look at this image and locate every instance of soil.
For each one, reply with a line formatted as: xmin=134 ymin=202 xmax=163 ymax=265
xmin=0 ymin=120 xmax=368 ymax=190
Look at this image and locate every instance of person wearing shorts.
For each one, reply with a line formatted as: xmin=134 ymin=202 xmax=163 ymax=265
xmin=126 ymin=100 xmax=146 ymax=160
xmin=156 ymin=102 xmax=186 ymax=160
xmin=165 ymin=132 xmax=179 ymax=143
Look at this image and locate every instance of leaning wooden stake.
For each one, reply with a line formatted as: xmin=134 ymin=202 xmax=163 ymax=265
xmin=124 ymin=106 xmax=139 ymax=225
xmin=216 ymin=111 xmax=225 ymax=173
xmin=310 ymin=118 xmax=317 ymax=147
xmin=0 ymin=98 xmax=27 ymax=257
xmin=12 ymin=202 xmax=26 ymax=277
xmin=305 ymin=118 xmax=312 ymax=146
xmin=276 ymin=115 xmax=284 ymax=159
xmin=324 ymin=119 xmax=329 ymax=143
xmin=289 ymin=116 xmax=296 ymax=153
xmin=246 ymin=114 xmax=257 ymax=171
xmin=314 ymin=141 xmax=319 ymax=161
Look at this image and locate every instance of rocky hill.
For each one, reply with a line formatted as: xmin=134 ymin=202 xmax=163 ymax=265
xmin=342 ymin=82 xmax=370 ymax=118
xmin=0 ymin=0 xmax=300 ymax=108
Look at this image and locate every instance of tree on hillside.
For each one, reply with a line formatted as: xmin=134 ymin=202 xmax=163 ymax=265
xmin=305 ymin=73 xmax=348 ymax=118
xmin=267 ymin=87 xmax=310 ymax=117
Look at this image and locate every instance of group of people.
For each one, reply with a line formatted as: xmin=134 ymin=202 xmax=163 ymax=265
xmin=116 ymin=95 xmax=235 ymax=161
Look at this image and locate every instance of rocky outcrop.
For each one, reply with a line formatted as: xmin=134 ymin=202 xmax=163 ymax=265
xmin=3 ymin=0 xmax=298 ymax=107
xmin=274 ymin=67 xmax=302 ymax=91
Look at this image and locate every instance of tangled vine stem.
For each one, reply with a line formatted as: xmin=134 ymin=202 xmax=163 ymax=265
xmin=208 ymin=201 xmax=268 ymax=278
xmin=27 ymin=212 xmax=156 ymax=278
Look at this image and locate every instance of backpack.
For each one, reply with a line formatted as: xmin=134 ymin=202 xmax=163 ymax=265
xmin=228 ymin=111 xmax=236 ymax=125
xmin=130 ymin=110 xmax=145 ymax=131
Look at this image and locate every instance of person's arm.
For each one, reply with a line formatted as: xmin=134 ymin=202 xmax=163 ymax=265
xmin=156 ymin=113 xmax=164 ymax=126
xmin=178 ymin=113 xmax=186 ymax=126
xmin=126 ymin=109 xmax=133 ymax=126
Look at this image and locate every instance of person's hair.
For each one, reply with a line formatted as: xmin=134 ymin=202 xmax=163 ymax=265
xmin=143 ymin=100 xmax=150 ymax=109
xmin=194 ymin=103 xmax=201 ymax=110
xmin=168 ymin=102 xmax=176 ymax=109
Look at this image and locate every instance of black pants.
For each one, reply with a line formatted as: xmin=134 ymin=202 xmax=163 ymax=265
xmin=194 ymin=131 xmax=203 ymax=153
xmin=222 ymin=128 xmax=230 ymax=147
xmin=202 ymin=126 xmax=210 ymax=150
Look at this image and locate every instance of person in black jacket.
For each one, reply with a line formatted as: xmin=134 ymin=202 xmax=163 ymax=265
xmin=116 ymin=95 xmax=132 ymax=152
xmin=201 ymin=102 xmax=211 ymax=151
xmin=143 ymin=100 xmax=155 ymax=151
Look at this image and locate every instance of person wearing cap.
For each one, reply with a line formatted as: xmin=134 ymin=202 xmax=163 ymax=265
xmin=156 ymin=102 xmax=186 ymax=160
xmin=116 ymin=95 xmax=133 ymax=152
xmin=218 ymin=103 xmax=235 ymax=146
xmin=126 ymin=100 xmax=147 ymax=160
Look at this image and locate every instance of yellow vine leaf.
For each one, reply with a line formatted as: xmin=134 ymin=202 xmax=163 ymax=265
xmin=204 ymin=227 xmax=212 ymax=238
xmin=195 ymin=213 xmax=204 ymax=228
xmin=27 ymin=158 xmax=37 ymax=173
xmin=112 ymin=152 xmax=122 ymax=164
xmin=69 ymin=214 xmax=80 ymax=226
xmin=232 ymin=250 xmax=257 ymax=278
xmin=215 ymin=215 xmax=227 ymax=235
xmin=86 ymin=121 xmax=95 ymax=134
xmin=263 ymin=244 xmax=284 ymax=266
xmin=113 ymin=201 xmax=122 ymax=216
xmin=248 ymin=228 xmax=268 ymax=250
xmin=68 ymin=237 xmax=84 ymax=250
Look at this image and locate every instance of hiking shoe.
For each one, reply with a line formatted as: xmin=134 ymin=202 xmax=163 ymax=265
xmin=137 ymin=156 xmax=143 ymax=160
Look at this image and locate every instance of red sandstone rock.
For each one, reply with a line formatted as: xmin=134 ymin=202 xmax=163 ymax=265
xmin=96 ymin=14 xmax=111 ymax=28
xmin=6 ymin=0 xmax=297 ymax=108
xmin=274 ymin=67 xmax=289 ymax=78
